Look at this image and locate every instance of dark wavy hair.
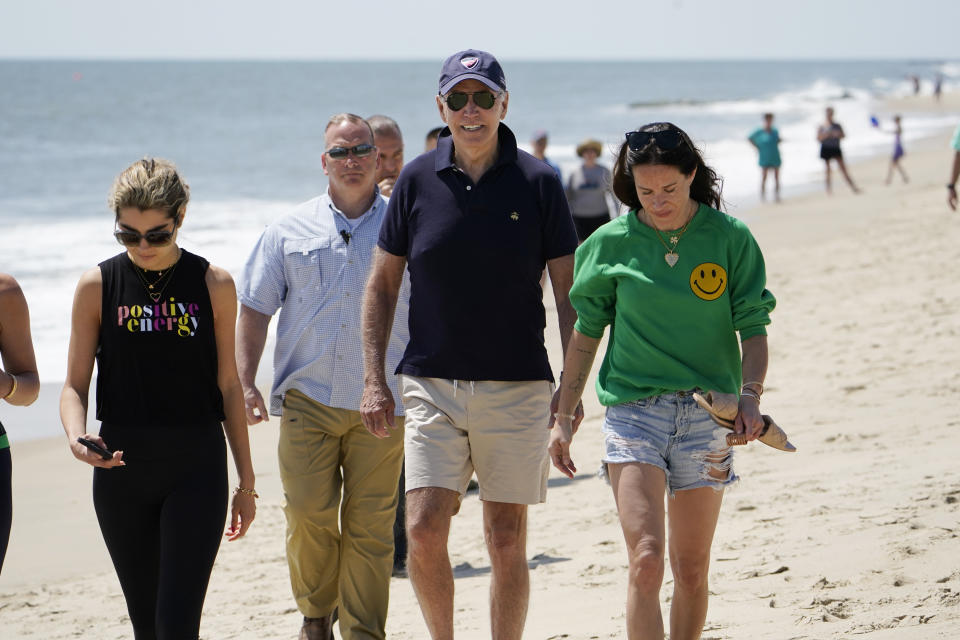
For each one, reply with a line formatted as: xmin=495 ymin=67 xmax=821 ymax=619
xmin=611 ymin=122 xmax=724 ymax=212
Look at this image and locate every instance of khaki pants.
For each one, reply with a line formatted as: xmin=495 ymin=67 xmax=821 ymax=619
xmin=279 ymin=390 xmax=404 ymax=640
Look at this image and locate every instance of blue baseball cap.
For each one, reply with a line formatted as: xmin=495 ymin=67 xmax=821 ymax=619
xmin=438 ymin=49 xmax=507 ymax=95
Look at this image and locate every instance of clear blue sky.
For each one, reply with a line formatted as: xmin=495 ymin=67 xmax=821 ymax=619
xmin=2 ymin=0 xmax=958 ymax=60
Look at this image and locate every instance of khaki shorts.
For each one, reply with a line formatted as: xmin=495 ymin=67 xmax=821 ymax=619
xmin=400 ymin=375 xmax=553 ymax=505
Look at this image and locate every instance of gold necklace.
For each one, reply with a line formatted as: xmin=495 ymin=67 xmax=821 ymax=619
xmin=645 ymin=202 xmax=696 ymax=267
xmin=138 ymin=267 xmax=169 ymax=290
xmin=131 ymin=250 xmax=181 ymax=302
xmin=654 ymin=220 xmax=691 ymax=267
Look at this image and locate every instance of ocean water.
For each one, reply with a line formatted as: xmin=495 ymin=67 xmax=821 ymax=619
xmin=1 ymin=58 xmax=959 ymax=387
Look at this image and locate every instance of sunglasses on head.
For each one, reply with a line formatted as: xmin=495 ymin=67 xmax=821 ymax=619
xmin=114 ymin=217 xmax=179 ymax=247
xmin=325 ymin=143 xmax=376 ymax=160
xmin=625 ymin=128 xmax=687 ymax=152
xmin=444 ymin=90 xmax=498 ymax=111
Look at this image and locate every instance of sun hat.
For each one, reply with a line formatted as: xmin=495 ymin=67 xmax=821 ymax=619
xmin=576 ymin=138 xmax=603 ymax=157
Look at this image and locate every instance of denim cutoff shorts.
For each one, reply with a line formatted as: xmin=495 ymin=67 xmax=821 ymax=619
xmin=602 ymin=391 xmax=738 ymax=494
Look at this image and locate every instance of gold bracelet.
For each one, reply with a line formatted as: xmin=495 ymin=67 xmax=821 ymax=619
xmin=741 ymin=381 xmax=764 ymax=396
xmin=2 ymin=373 xmax=17 ymax=400
xmin=233 ymin=486 xmax=259 ymax=499
xmin=740 ymin=389 xmax=761 ymax=402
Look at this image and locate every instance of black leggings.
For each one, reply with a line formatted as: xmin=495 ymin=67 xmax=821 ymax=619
xmin=93 ymin=424 xmax=227 ymax=640
xmin=0 ymin=443 xmax=10 ymax=574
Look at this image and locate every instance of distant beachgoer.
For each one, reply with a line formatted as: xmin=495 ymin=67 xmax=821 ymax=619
xmin=567 ymin=138 xmax=614 ymax=241
xmin=549 ymin=121 xmax=777 ymax=640
xmin=910 ymin=74 xmax=921 ymax=95
xmin=60 ymin=158 xmax=257 ymax=639
xmin=885 ymin=115 xmax=909 ymax=185
xmin=0 ymin=273 xmax=40 ymax=574
xmin=368 ymin=115 xmax=404 ymax=198
xmin=934 ymin=74 xmax=943 ymax=102
xmin=948 ymin=124 xmax=960 ymax=211
xmin=531 ymin=129 xmax=562 ymax=180
xmin=424 ymin=126 xmax=443 ymax=152
xmin=817 ymin=107 xmax=860 ymax=194
xmin=748 ymin=112 xmax=782 ymax=202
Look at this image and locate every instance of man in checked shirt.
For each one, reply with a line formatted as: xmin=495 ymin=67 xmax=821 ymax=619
xmin=236 ymin=113 xmax=410 ymax=640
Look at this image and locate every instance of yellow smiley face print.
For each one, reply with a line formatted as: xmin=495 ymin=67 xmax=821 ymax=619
xmin=690 ymin=262 xmax=727 ymax=301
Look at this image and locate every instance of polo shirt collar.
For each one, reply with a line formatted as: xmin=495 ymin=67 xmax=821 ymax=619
xmin=434 ymin=123 xmax=519 ymax=174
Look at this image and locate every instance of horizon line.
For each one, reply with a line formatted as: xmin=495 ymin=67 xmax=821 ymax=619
xmin=1 ymin=55 xmax=956 ymax=64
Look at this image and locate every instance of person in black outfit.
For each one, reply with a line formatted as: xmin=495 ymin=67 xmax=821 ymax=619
xmin=60 ymin=158 xmax=257 ymax=639
xmin=817 ymin=106 xmax=861 ymax=194
xmin=0 ymin=272 xmax=41 ymax=574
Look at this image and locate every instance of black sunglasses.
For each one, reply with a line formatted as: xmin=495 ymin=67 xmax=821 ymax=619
xmin=114 ymin=217 xmax=179 ymax=247
xmin=625 ymin=128 xmax=687 ymax=152
xmin=444 ymin=91 xmax=498 ymax=111
xmin=325 ymin=143 xmax=376 ymax=160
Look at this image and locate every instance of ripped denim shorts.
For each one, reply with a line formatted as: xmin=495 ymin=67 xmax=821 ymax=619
xmin=602 ymin=391 xmax=737 ymax=494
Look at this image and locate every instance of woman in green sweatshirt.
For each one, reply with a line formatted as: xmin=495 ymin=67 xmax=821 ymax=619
xmin=548 ymin=122 xmax=776 ymax=640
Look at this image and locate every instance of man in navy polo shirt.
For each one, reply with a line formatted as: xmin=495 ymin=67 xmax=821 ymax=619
xmin=360 ymin=49 xmax=581 ymax=640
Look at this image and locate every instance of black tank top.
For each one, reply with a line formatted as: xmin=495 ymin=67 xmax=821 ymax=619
xmin=96 ymin=250 xmax=225 ymax=427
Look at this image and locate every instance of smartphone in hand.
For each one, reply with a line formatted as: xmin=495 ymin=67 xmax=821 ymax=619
xmin=77 ymin=437 xmax=114 ymax=460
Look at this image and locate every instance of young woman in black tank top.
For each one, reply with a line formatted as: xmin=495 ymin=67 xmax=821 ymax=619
xmin=60 ymin=158 xmax=256 ymax=639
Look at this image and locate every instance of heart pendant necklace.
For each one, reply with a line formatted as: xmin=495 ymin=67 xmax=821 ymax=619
xmin=652 ymin=219 xmax=691 ymax=267
xmin=646 ymin=202 xmax=696 ymax=268
xmin=132 ymin=250 xmax=182 ymax=302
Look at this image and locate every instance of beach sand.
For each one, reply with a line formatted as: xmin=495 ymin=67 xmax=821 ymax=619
xmin=2 ymin=99 xmax=959 ymax=639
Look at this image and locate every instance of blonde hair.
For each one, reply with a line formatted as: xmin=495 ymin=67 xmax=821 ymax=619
xmin=108 ymin=158 xmax=189 ymax=221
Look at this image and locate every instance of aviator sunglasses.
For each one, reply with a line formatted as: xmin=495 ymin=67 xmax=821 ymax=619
xmin=325 ymin=143 xmax=376 ymax=160
xmin=114 ymin=217 xmax=179 ymax=247
xmin=625 ymin=128 xmax=688 ymax=152
xmin=444 ymin=90 xmax=499 ymax=111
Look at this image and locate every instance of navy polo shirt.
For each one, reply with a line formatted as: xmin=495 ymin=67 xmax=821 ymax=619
xmin=378 ymin=123 xmax=578 ymax=382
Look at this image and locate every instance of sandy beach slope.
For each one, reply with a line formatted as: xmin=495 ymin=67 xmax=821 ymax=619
xmin=2 ymin=100 xmax=959 ymax=639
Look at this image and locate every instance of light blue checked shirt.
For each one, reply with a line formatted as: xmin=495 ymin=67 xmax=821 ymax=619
xmin=238 ymin=190 xmax=410 ymax=416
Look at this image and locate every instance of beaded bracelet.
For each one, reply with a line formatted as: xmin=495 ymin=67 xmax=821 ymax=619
xmin=553 ymin=412 xmax=577 ymax=421
xmin=233 ymin=486 xmax=259 ymax=499
xmin=2 ymin=373 xmax=17 ymax=401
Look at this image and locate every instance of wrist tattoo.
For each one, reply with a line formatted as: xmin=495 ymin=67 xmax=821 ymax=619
xmin=571 ymin=372 xmax=587 ymax=393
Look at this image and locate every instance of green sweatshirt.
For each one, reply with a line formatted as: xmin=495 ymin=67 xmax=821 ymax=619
xmin=571 ymin=204 xmax=776 ymax=406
